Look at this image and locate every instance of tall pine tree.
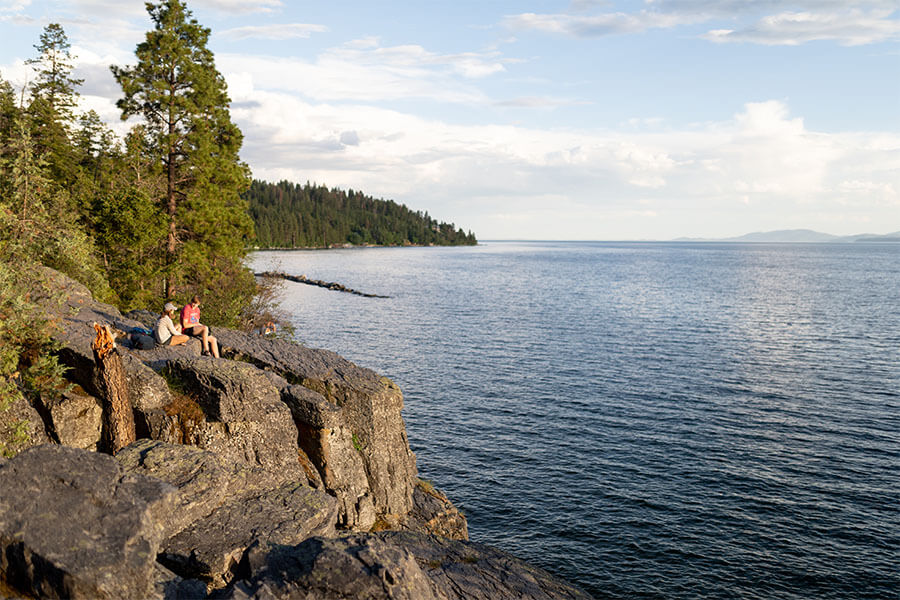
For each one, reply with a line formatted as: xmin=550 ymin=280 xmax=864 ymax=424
xmin=111 ymin=0 xmax=254 ymax=323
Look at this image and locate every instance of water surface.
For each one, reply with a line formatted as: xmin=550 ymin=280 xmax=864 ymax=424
xmin=251 ymin=242 xmax=900 ymax=599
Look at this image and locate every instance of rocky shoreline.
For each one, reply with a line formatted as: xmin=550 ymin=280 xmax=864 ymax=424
xmin=256 ymin=270 xmax=390 ymax=298
xmin=0 ymin=267 xmax=590 ymax=599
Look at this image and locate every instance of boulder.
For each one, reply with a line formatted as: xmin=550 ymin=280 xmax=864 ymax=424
xmin=37 ymin=385 xmax=103 ymax=450
xmin=0 ymin=395 xmax=51 ymax=458
xmin=223 ymin=534 xmax=440 ymax=600
xmin=217 ymin=330 xmax=418 ymax=526
xmin=161 ymin=481 xmax=336 ymax=588
xmin=379 ymin=531 xmax=592 ymax=600
xmin=116 ymin=440 xmax=280 ymax=538
xmin=165 ymin=358 xmax=303 ymax=480
xmin=0 ymin=445 xmax=177 ymax=599
xmin=117 ymin=441 xmax=337 ymax=590
xmin=400 ymin=481 xmax=469 ymax=541
xmin=221 ymin=532 xmax=592 ymax=600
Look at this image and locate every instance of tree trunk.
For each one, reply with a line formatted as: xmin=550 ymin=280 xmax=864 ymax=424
xmin=91 ymin=323 xmax=136 ymax=455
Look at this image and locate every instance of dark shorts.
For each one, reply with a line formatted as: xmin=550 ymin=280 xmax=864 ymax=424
xmin=184 ymin=326 xmax=205 ymax=337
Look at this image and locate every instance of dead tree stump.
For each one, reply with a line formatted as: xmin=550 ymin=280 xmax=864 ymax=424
xmin=92 ymin=323 xmax=136 ymax=454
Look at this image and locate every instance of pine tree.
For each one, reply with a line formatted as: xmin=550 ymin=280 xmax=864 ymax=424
xmin=25 ymin=24 xmax=83 ymax=186
xmin=25 ymin=23 xmax=83 ymax=118
xmin=111 ymin=0 xmax=254 ymax=323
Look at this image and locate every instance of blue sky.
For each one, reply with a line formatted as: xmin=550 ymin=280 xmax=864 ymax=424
xmin=1 ymin=0 xmax=898 ymax=240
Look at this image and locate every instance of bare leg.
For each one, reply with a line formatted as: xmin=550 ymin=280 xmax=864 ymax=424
xmin=200 ymin=325 xmax=210 ymax=353
xmin=210 ymin=336 xmax=219 ymax=358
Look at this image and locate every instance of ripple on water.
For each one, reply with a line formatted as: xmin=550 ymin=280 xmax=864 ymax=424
xmin=252 ymin=242 xmax=900 ymax=599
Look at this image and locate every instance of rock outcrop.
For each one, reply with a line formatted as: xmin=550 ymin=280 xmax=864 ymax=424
xmin=401 ymin=481 xmax=469 ymax=541
xmin=0 ymin=266 xmax=591 ymax=599
xmin=219 ymin=532 xmax=593 ymax=600
xmin=216 ymin=329 xmax=419 ymax=530
xmin=117 ymin=440 xmax=337 ymax=588
xmin=0 ymin=445 xmax=177 ymax=599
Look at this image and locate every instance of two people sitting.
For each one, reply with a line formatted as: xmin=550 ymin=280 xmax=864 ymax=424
xmin=154 ymin=295 xmax=220 ymax=358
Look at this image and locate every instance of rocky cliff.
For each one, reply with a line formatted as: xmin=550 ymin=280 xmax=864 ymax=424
xmin=0 ymin=268 xmax=590 ymax=599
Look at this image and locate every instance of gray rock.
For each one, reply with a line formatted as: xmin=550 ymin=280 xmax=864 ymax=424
xmin=0 ymin=393 xmax=51 ymax=456
xmin=161 ymin=481 xmax=337 ymax=589
xmin=217 ymin=330 xmax=418 ymax=527
xmin=0 ymin=445 xmax=177 ymax=599
xmin=221 ymin=534 xmax=439 ymax=600
xmin=222 ymin=532 xmax=593 ymax=600
xmin=117 ymin=440 xmax=337 ymax=589
xmin=281 ymin=385 xmax=374 ymax=530
xmin=138 ymin=338 xmax=204 ymax=371
xmin=125 ymin=309 xmax=160 ymax=328
xmin=116 ymin=440 xmax=275 ymax=538
xmin=153 ymin=563 xmax=208 ymax=600
xmin=167 ymin=359 xmax=303 ymax=480
xmin=400 ymin=482 xmax=469 ymax=541
xmin=38 ymin=385 xmax=103 ymax=451
xmin=379 ymin=531 xmax=592 ymax=600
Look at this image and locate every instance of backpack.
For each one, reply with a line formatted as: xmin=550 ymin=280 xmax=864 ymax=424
xmin=129 ymin=327 xmax=156 ymax=350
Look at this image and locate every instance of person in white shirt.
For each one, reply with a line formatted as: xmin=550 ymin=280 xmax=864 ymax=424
xmin=155 ymin=302 xmax=189 ymax=347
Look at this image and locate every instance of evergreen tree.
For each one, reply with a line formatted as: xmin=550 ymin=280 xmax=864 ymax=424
xmin=25 ymin=24 xmax=83 ymax=186
xmin=244 ymin=179 xmax=477 ymax=248
xmin=111 ymin=0 xmax=254 ymax=323
xmin=25 ymin=23 xmax=83 ymax=118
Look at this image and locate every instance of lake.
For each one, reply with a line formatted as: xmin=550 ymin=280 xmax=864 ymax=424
xmin=250 ymin=241 xmax=900 ymax=599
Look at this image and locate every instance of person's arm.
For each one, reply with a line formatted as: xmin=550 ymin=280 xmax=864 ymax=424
xmin=165 ymin=316 xmax=180 ymax=337
xmin=181 ymin=307 xmax=190 ymax=330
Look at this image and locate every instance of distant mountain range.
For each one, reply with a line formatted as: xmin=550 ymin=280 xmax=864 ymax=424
xmin=674 ymin=229 xmax=900 ymax=243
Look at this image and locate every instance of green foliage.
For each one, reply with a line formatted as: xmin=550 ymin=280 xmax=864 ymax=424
xmin=0 ymin=256 xmax=68 ymax=457
xmin=111 ymin=0 xmax=255 ymax=322
xmin=25 ymin=23 xmax=83 ymax=119
xmin=246 ymin=180 xmax=478 ymax=248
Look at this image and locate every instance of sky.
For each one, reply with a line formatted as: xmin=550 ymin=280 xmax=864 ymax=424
xmin=1 ymin=0 xmax=899 ymax=240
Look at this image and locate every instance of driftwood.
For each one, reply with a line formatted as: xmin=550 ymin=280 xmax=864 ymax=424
xmin=91 ymin=323 xmax=136 ymax=455
xmin=256 ymin=271 xmax=390 ymax=298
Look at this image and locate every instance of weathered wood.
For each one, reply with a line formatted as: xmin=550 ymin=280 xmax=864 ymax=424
xmin=92 ymin=323 xmax=136 ymax=454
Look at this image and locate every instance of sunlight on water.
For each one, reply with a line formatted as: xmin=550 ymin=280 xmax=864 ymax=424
xmin=251 ymin=242 xmax=900 ymax=599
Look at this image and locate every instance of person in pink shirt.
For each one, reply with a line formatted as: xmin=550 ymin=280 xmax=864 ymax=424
xmin=181 ymin=295 xmax=219 ymax=358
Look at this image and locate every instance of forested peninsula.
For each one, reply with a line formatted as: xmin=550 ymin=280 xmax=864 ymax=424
xmin=246 ymin=179 xmax=477 ymax=248
xmin=0 ymin=3 xmax=590 ymax=599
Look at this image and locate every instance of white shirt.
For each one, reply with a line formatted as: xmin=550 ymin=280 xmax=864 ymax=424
xmin=155 ymin=314 xmax=180 ymax=344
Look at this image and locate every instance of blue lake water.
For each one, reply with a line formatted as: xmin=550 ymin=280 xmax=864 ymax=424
xmin=250 ymin=242 xmax=900 ymax=599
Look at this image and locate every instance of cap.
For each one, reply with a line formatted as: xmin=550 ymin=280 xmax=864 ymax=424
xmin=164 ymin=302 xmax=177 ymax=312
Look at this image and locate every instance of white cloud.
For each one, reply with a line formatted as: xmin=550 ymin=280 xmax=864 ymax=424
xmin=702 ymin=9 xmax=900 ymax=46
xmin=191 ymin=0 xmax=283 ymax=15
xmin=216 ymin=38 xmax=509 ymax=105
xmin=505 ymin=10 xmax=700 ymax=37
xmin=218 ymin=23 xmax=328 ymax=41
xmin=507 ymin=2 xmax=900 ymax=46
xmin=224 ymin=81 xmax=900 ymax=238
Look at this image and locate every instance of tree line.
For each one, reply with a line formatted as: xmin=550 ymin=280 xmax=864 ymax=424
xmin=0 ymin=1 xmax=477 ymax=453
xmin=246 ymin=180 xmax=477 ymax=248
